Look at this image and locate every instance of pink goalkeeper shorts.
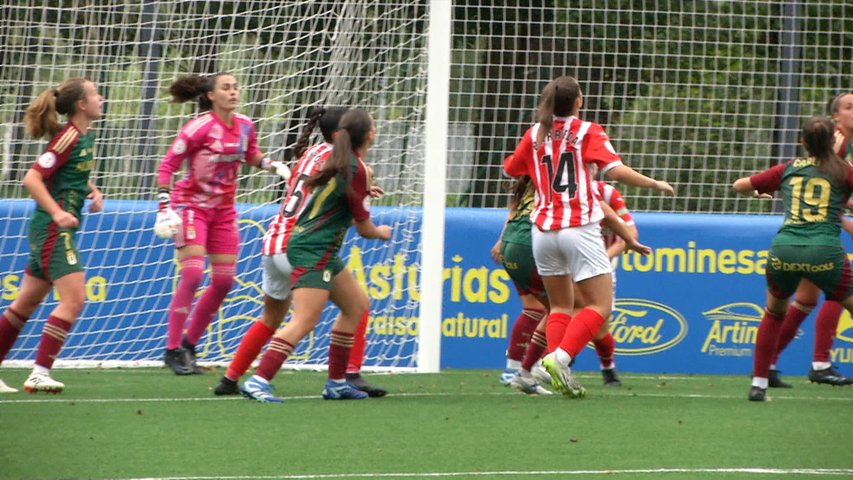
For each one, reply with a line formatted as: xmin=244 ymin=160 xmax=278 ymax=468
xmin=174 ymin=204 xmax=240 ymax=255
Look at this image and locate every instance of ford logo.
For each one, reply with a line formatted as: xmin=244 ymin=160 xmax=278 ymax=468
xmin=607 ymin=299 xmax=688 ymax=355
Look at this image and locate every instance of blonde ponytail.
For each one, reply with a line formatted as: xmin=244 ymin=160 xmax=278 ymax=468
xmin=23 ymin=78 xmax=88 ymax=139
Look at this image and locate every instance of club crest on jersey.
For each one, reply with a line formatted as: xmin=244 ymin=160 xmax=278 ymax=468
xmin=38 ymin=152 xmax=57 ymax=169
xmin=172 ymin=139 xmax=187 ymax=155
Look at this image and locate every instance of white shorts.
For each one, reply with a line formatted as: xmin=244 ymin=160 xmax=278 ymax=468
xmin=262 ymin=253 xmax=293 ymax=301
xmin=531 ymin=223 xmax=612 ymax=282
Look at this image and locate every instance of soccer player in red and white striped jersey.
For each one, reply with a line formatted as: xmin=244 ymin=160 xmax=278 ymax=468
xmin=504 ymin=75 xmax=673 ymax=397
xmin=584 ymin=177 xmax=636 ymax=386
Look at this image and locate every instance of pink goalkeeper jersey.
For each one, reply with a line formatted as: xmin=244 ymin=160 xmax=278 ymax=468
xmin=595 ymin=180 xmax=634 ymax=249
xmin=157 ymin=111 xmax=260 ymax=208
xmin=262 ymin=142 xmax=333 ymax=255
xmin=505 ymin=116 xmax=623 ymax=230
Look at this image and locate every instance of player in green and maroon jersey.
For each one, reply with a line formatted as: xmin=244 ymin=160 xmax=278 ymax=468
xmin=770 ymin=92 xmax=853 ymax=388
xmin=241 ymin=109 xmax=392 ymax=403
xmin=0 ymin=78 xmax=104 ymax=394
xmin=490 ymin=175 xmax=549 ymax=393
xmin=734 ymin=116 xmax=853 ymax=402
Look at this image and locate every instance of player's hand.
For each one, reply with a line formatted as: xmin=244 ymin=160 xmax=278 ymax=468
xmin=154 ymin=207 xmax=182 ymax=239
xmin=269 ymin=160 xmax=291 ymax=181
xmin=752 ymin=190 xmax=773 ymax=200
xmin=369 ymin=184 xmax=385 ymax=198
xmin=376 ymin=225 xmax=392 ymax=241
xmin=626 ymin=238 xmax=652 ymax=256
xmin=87 ymin=188 xmax=104 ymax=213
xmin=655 ymin=180 xmax=675 ymax=196
xmin=52 ymin=211 xmax=79 ymax=229
xmin=490 ymin=241 xmax=502 ymax=264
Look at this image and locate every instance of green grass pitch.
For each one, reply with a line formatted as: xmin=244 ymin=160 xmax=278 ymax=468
xmin=1 ymin=368 xmax=851 ymax=479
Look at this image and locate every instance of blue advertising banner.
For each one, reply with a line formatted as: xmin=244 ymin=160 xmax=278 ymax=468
xmin=1 ymin=200 xmax=852 ymax=375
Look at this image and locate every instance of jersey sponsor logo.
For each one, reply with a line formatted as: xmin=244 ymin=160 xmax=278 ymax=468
xmin=768 ymin=253 xmax=833 ymax=273
xmin=606 ymin=299 xmax=687 ymax=355
xmin=38 ymin=152 xmax=57 ymax=169
xmin=700 ymin=302 xmax=760 ymax=357
xmin=172 ymin=139 xmax=187 ymax=155
xmin=76 ymin=160 xmax=94 ymax=172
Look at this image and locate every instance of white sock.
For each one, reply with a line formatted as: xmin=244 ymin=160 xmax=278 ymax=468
xmin=752 ymin=377 xmax=768 ymax=389
xmin=769 ymin=363 xmax=777 ymax=370
xmin=518 ymin=369 xmax=532 ymax=378
xmin=506 ymin=359 xmax=521 ymax=370
xmin=32 ymin=365 xmax=49 ymax=376
xmin=555 ymin=348 xmax=573 ymax=367
xmin=250 ymin=375 xmax=269 ymax=385
xmin=329 ymin=378 xmax=345 ymax=384
xmin=812 ymin=361 xmax=831 ymax=371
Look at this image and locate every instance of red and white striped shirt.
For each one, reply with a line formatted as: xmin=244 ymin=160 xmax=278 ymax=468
xmin=261 ymin=143 xmax=333 ymax=255
xmin=595 ymin=180 xmax=634 ymax=249
xmin=504 ymin=116 xmax=623 ymax=230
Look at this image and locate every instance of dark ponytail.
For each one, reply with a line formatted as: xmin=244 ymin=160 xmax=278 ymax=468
xmin=291 ymin=106 xmax=349 ymax=161
xmin=508 ymin=176 xmax=532 ymax=212
xmin=169 ymin=72 xmax=230 ymax=112
xmin=802 ymin=116 xmax=847 ymax=183
xmin=534 ymin=76 xmax=582 ymax=147
xmin=306 ymin=109 xmax=373 ymax=189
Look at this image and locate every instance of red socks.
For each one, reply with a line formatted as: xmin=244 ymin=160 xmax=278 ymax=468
xmin=772 ymin=302 xmax=813 ymax=365
xmin=558 ymin=308 xmax=606 ymax=358
xmin=814 ymin=301 xmax=843 ymax=363
xmin=35 ymin=315 xmax=73 ymax=369
xmin=347 ymin=310 xmax=370 ymax=374
xmin=545 ymin=312 xmax=571 ymax=352
xmin=506 ymin=308 xmax=545 ymax=362
xmin=521 ymin=330 xmax=548 ymax=371
xmin=753 ymin=309 xmax=784 ymax=378
xmin=255 ymin=337 xmax=294 ymax=381
xmin=0 ymin=308 xmax=28 ymax=363
xmin=593 ymin=333 xmax=616 ymax=369
xmin=329 ymin=330 xmax=354 ymax=380
xmin=225 ymin=321 xmax=275 ymax=381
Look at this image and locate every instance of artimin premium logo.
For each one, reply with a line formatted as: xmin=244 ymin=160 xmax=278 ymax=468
xmin=701 ymin=302 xmax=761 ymax=357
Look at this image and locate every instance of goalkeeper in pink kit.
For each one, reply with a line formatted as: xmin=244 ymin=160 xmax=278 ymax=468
xmin=155 ymin=73 xmax=290 ymax=375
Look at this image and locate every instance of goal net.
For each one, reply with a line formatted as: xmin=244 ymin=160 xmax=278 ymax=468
xmin=1 ymin=0 xmax=434 ymax=370
xmin=1 ymin=1 xmax=850 ymax=371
